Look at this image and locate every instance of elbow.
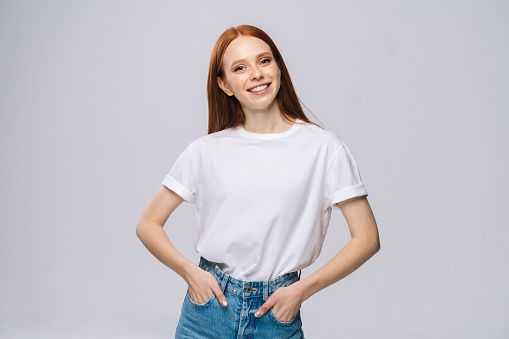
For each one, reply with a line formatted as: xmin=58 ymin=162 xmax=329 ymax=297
xmin=372 ymin=234 xmax=381 ymax=255
xmin=374 ymin=238 xmax=381 ymax=254
xmin=136 ymin=220 xmax=163 ymax=241
xmin=136 ymin=222 xmax=145 ymax=240
xmin=355 ymin=233 xmax=380 ymax=257
xmin=362 ymin=230 xmax=380 ymax=256
xmin=369 ymin=221 xmax=381 ymax=255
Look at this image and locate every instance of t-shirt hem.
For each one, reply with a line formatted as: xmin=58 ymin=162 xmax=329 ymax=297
xmin=162 ymin=175 xmax=196 ymax=203
xmin=331 ymin=184 xmax=368 ymax=209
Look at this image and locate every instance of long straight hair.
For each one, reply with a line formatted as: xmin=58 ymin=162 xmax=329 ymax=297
xmin=207 ymin=25 xmax=322 ymax=134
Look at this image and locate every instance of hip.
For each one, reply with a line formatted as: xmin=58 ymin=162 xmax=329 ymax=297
xmin=175 ymin=256 xmax=305 ymax=339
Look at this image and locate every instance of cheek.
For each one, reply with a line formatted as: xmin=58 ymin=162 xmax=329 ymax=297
xmin=272 ymin=64 xmax=281 ymax=77
xmin=274 ymin=69 xmax=282 ymax=88
xmin=273 ymin=68 xmax=282 ymax=87
xmin=228 ymin=77 xmax=246 ymax=93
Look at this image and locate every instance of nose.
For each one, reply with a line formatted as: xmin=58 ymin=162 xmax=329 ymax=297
xmin=250 ymin=66 xmax=263 ymax=80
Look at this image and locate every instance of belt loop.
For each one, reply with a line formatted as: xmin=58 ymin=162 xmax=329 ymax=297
xmin=263 ymin=281 xmax=269 ymax=302
xmin=298 ymin=270 xmax=301 ymax=281
xmin=220 ymin=273 xmax=229 ymax=294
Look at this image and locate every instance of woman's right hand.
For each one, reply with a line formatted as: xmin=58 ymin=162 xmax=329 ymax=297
xmin=185 ymin=264 xmax=228 ymax=307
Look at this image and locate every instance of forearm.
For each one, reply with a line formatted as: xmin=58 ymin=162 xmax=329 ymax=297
xmin=136 ymin=221 xmax=197 ymax=283
xmin=253 ymin=232 xmax=380 ymax=319
xmin=299 ymin=234 xmax=380 ymax=301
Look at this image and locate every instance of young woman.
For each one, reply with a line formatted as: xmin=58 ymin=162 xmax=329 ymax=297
xmin=136 ymin=25 xmax=380 ymax=338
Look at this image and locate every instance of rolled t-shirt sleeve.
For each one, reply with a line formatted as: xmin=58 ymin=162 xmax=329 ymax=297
xmin=327 ymin=144 xmax=368 ymax=209
xmin=162 ymin=142 xmax=197 ymax=204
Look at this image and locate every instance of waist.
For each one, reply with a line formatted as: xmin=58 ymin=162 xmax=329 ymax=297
xmin=199 ymin=256 xmax=300 ymax=298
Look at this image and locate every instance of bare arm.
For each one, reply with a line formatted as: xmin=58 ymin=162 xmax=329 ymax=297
xmin=136 ymin=185 xmax=229 ymax=306
xmin=302 ymin=195 xmax=380 ymax=297
xmin=255 ymin=195 xmax=380 ymax=321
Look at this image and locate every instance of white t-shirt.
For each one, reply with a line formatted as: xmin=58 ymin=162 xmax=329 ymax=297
xmin=162 ymin=119 xmax=368 ymax=281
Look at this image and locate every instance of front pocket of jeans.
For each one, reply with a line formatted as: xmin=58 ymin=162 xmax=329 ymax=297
xmin=269 ymin=308 xmax=300 ymax=326
xmin=186 ymin=291 xmax=216 ymax=308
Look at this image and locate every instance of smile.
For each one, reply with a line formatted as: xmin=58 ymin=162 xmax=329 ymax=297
xmin=247 ymin=83 xmax=270 ymax=93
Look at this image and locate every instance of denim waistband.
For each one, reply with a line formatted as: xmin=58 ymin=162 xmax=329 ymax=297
xmin=198 ymin=256 xmax=300 ymax=302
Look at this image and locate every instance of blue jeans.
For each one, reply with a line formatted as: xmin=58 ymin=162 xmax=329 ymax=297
xmin=175 ymin=256 xmax=305 ymax=338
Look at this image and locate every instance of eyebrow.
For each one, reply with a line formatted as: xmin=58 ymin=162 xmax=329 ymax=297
xmin=229 ymin=52 xmax=272 ymax=69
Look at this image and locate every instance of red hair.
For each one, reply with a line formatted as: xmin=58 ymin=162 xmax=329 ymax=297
xmin=207 ymin=25 xmax=322 ymax=134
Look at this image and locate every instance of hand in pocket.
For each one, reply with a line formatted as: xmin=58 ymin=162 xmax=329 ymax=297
xmin=186 ymin=265 xmax=228 ymax=307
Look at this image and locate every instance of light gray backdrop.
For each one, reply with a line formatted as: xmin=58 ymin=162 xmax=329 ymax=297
xmin=1 ymin=0 xmax=508 ymax=338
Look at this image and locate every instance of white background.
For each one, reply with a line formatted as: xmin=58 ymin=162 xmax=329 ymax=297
xmin=1 ymin=0 xmax=508 ymax=338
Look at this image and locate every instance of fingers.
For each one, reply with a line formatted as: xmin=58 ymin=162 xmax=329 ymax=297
xmin=254 ymin=295 xmax=276 ymax=318
xmin=187 ymin=268 xmax=228 ymax=307
xmin=254 ymin=287 xmax=302 ymax=322
xmin=206 ymin=272 xmax=228 ymax=307
xmin=210 ymin=282 xmax=228 ymax=307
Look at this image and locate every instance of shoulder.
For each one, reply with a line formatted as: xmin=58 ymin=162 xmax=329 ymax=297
xmin=187 ymin=126 xmax=238 ymax=150
xmin=300 ymin=122 xmax=347 ymax=150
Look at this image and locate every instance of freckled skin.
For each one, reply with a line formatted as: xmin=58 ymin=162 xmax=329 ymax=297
xmin=218 ymin=36 xmax=282 ymax=117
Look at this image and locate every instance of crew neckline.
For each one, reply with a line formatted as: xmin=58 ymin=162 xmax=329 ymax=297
xmin=237 ymin=119 xmax=304 ymax=140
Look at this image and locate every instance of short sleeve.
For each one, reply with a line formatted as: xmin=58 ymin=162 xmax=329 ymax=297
xmin=327 ymin=144 xmax=368 ymax=209
xmin=162 ymin=142 xmax=197 ymax=204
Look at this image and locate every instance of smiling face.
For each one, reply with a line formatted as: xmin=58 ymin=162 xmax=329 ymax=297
xmin=217 ymin=35 xmax=281 ymax=115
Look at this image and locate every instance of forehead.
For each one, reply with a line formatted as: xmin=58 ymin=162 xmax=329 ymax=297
xmin=223 ymin=36 xmax=273 ymax=65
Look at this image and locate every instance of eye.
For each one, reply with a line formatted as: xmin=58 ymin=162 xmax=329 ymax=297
xmin=233 ymin=65 xmax=245 ymax=72
xmin=260 ymin=58 xmax=271 ymax=65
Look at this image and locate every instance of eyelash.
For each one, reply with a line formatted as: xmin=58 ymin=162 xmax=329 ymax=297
xmin=233 ymin=58 xmax=272 ymax=72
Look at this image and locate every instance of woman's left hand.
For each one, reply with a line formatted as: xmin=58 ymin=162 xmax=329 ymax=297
xmin=254 ymin=280 xmax=305 ymax=322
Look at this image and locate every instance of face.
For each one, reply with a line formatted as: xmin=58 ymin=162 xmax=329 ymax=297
xmin=217 ymin=36 xmax=281 ymax=113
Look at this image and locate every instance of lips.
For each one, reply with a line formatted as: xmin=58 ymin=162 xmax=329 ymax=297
xmin=247 ymin=83 xmax=271 ymax=93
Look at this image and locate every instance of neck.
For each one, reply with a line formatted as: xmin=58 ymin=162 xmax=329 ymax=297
xmin=241 ymin=102 xmax=295 ymax=134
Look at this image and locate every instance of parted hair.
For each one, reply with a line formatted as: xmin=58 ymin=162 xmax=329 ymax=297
xmin=207 ymin=25 xmax=321 ymax=134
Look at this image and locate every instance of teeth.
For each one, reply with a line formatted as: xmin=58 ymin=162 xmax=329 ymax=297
xmin=249 ymin=84 xmax=268 ymax=92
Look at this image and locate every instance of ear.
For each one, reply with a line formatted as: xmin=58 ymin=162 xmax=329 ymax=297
xmin=217 ymin=77 xmax=234 ymax=96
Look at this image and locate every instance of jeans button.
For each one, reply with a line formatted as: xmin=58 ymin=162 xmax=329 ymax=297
xmin=245 ymin=286 xmax=253 ymax=293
